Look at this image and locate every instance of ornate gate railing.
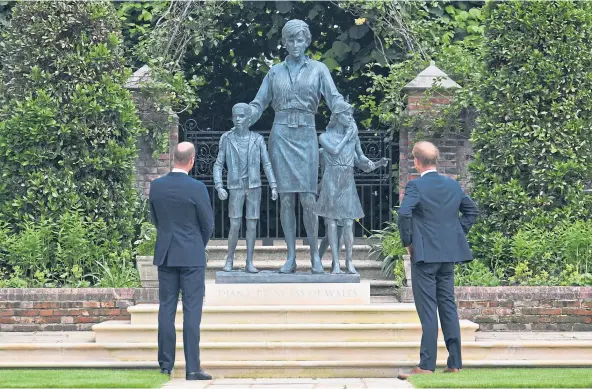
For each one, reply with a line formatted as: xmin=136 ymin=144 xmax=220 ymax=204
xmin=183 ymin=119 xmax=394 ymax=241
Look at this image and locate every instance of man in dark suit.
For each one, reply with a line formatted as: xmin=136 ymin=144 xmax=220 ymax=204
xmin=396 ymin=141 xmax=479 ymax=380
xmin=149 ymin=142 xmax=214 ymax=381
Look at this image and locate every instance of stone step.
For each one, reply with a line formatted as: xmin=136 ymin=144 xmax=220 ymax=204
xmin=128 ymin=304 xmax=419 ymax=325
xmin=3 ymin=341 xmax=592 ymax=363
xmin=92 ymin=320 xmax=478 ymax=343
xmin=1 ymin=346 xmax=591 ymax=378
xmin=137 ymin=245 xmax=394 ymax=297
xmin=369 ymin=280 xmax=396 ymax=296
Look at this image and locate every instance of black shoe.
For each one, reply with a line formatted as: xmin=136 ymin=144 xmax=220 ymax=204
xmin=186 ymin=369 xmax=212 ymax=380
xmin=160 ymin=368 xmax=171 ymax=376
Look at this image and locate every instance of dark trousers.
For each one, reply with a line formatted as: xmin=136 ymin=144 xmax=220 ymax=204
xmin=157 ymin=265 xmax=206 ymax=373
xmin=411 ymin=261 xmax=462 ymax=371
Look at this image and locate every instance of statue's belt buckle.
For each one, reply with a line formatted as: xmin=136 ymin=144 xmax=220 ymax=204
xmin=288 ymin=111 xmax=298 ymax=128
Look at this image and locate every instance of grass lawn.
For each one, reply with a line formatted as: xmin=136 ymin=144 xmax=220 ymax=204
xmin=409 ymin=368 xmax=592 ymax=388
xmin=0 ymin=369 xmax=169 ymax=388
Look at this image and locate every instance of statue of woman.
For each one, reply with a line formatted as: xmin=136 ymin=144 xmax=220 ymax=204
xmin=249 ymin=19 xmax=347 ymax=274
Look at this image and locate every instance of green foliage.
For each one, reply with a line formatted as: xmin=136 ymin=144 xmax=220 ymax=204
xmin=455 ymin=260 xmax=501 ymax=286
xmin=372 ymin=215 xmax=592 ymax=286
xmin=0 ymin=211 xmax=139 ymax=288
xmin=469 ymin=0 xmax=592 ymax=273
xmin=0 ymin=1 xmax=13 ymax=33
xmin=173 ymin=1 xmax=391 ymax=133
xmin=0 ymin=1 xmax=142 ymax=247
xmin=94 ymin=252 xmax=140 ymax=288
xmin=116 ymin=1 xmax=168 ymax=57
xmin=368 ymin=211 xmax=407 ymax=286
xmin=344 ymin=1 xmax=485 ymax=137
xmin=135 ymin=222 xmax=156 ymax=256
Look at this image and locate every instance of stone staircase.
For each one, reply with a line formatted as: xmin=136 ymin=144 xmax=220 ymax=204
xmin=137 ymin=244 xmax=396 ymax=296
xmin=2 ymin=302 xmax=592 ymax=378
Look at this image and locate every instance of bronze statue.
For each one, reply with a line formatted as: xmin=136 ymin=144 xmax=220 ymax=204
xmin=213 ymin=103 xmax=278 ymax=273
xmin=249 ymin=19 xmax=348 ymax=274
xmin=316 ymin=102 xmax=389 ymax=274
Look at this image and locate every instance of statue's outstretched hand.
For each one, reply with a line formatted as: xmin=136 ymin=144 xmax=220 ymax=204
xmin=217 ymin=188 xmax=228 ymax=200
xmin=271 ymin=188 xmax=278 ymax=201
xmin=377 ymin=157 xmax=390 ymax=168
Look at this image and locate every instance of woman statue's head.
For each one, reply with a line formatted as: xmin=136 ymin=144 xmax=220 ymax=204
xmin=282 ymin=19 xmax=312 ymax=59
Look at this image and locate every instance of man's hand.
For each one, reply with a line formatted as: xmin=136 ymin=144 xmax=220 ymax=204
xmin=406 ymin=245 xmax=413 ymax=256
xmin=271 ymin=188 xmax=278 ymax=201
xmin=217 ymin=188 xmax=228 ymax=200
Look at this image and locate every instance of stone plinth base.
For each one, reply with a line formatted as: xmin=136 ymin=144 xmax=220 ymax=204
xmin=204 ymin=281 xmax=370 ymax=306
xmin=399 ymin=286 xmax=414 ymax=303
xmin=215 ymin=270 xmax=360 ymax=284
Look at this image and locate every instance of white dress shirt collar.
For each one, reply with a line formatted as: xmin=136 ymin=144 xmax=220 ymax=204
xmin=421 ymin=169 xmax=438 ymax=177
xmin=171 ymin=168 xmax=188 ymax=174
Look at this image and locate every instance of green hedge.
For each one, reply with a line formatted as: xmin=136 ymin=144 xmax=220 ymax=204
xmin=0 ymin=1 xmax=141 ymax=247
xmin=469 ymin=0 xmax=592 ymax=277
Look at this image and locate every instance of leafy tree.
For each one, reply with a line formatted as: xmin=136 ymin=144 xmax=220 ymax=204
xmin=180 ymin=1 xmax=394 ymax=133
xmin=469 ymin=0 xmax=592 ymax=268
xmin=115 ymin=1 xmax=168 ymax=67
xmin=0 ymin=1 xmax=142 ymax=247
xmin=342 ymin=1 xmax=485 ymax=136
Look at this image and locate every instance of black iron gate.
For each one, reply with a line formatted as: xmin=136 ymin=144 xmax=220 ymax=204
xmin=183 ymin=119 xmax=394 ymax=241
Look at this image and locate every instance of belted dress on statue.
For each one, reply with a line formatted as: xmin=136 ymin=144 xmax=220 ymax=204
xmin=249 ymin=57 xmax=346 ymax=194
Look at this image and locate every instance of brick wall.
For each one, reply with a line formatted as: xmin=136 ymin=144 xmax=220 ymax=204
xmin=0 ymin=287 xmax=590 ymax=332
xmin=131 ymin=94 xmax=179 ymax=199
xmin=399 ymin=73 xmax=473 ymax=200
xmin=399 ymin=129 xmax=473 ymax=199
xmin=455 ymin=286 xmax=592 ymax=331
xmin=0 ymin=289 xmax=158 ymax=332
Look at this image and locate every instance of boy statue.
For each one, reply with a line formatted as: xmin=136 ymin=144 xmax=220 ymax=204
xmin=213 ymin=103 xmax=278 ymax=273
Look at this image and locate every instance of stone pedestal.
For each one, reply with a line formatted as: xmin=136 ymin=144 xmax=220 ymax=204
xmin=400 ymin=254 xmax=414 ymax=303
xmin=205 ymin=281 xmax=371 ymax=306
xmin=215 ymin=270 xmax=361 ymax=284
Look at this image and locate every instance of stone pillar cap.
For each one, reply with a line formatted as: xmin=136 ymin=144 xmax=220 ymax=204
xmin=125 ymin=65 xmax=152 ymax=90
xmin=403 ymin=60 xmax=461 ymax=91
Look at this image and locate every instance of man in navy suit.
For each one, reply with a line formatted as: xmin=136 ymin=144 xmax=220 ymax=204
xmin=396 ymin=141 xmax=478 ymax=380
xmin=149 ymin=142 xmax=214 ymax=380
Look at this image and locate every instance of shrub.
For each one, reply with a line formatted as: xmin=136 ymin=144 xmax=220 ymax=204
xmin=0 ymin=1 xmax=142 ymax=247
xmin=469 ymin=0 xmax=592 ymax=269
xmin=368 ymin=211 xmax=408 ymax=287
xmin=373 ymin=216 xmax=592 ymax=286
xmin=135 ymin=222 xmax=156 ymax=256
xmin=0 ymin=210 xmax=139 ymax=288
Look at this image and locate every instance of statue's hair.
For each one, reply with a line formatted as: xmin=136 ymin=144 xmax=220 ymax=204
xmin=282 ymin=19 xmax=312 ymax=45
xmin=328 ymin=102 xmax=353 ymax=129
xmin=232 ymin=103 xmax=251 ymax=127
xmin=232 ymin=102 xmax=250 ymax=113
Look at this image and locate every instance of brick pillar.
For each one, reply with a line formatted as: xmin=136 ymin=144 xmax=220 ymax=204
xmin=399 ymin=61 xmax=472 ymax=201
xmin=126 ymin=65 xmax=179 ymax=198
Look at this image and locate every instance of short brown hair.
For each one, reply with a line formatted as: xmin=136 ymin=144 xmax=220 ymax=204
xmin=174 ymin=142 xmax=195 ymax=165
xmin=412 ymin=141 xmax=439 ymax=166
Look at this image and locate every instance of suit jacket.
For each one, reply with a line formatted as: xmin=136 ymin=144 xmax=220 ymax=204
xmin=149 ymin=172 xmax=214 ymax=267
xmin=398 ymin=172 xmax=479 ymax=264
xmin=213 ymin=130 xmax=277 ymax=190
